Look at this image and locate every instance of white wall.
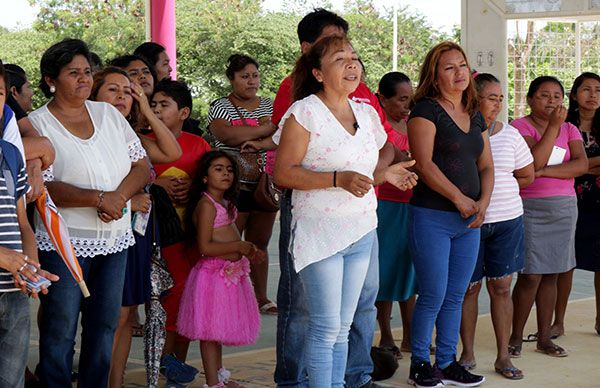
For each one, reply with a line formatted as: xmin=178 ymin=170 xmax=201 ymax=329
xmin=461 ymin=0 xmax=600 ymax=121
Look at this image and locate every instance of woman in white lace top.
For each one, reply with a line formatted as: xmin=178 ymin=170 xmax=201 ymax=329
xmin=273 ymin=35 xmax=417 ymax=387
xmin=28 ymin=39 xmax=150 ymax=387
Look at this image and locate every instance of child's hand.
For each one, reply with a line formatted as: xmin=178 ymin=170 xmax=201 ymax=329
xmin=249 ymin=249 xmax=266 ymax=264
xmin=237 ymin=241 xmax=256 ymax=256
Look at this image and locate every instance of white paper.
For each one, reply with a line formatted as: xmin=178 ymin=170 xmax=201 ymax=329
xmin=547 ymin=145 xmax=566 ymax=166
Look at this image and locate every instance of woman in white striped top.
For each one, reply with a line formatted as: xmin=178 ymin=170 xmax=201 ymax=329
xmin=459 ymin=73 xmax=534 ymax=380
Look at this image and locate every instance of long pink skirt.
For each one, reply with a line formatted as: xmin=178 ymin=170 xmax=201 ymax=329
xmin=177 ymin=257 xmax=260 ymax=346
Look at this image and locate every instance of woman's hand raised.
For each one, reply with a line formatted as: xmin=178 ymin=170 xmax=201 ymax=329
xmin=548 ymin=105 xmax=567 ymax=129
xmin=384 ymin=160 xmax=418 ymax=191
xmin=131 ymin=82 xmax=152 ymax=117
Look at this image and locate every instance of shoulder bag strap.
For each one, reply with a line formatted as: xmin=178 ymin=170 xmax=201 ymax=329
xmin=227 ymin=96 xmax=249 ymax=126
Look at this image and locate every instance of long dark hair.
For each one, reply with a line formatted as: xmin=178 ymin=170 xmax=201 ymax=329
xmin=292 ymin=35 xmax=351 ymax=102
xmin=567 ymin=72 xmax=600 ymax=139
xmin=183 ymin=151 xmax=239 ymax=246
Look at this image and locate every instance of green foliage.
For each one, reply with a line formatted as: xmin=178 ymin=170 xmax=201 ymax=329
xmin=507 ymin=20 xmax=600 ymax=119
xmin=29 ymin=0 xmax=146 ymax=61
xmin=176 ymin=0 xmax=300 ymax=123
xmin=2 ymin=0 xmax=450 ymax=126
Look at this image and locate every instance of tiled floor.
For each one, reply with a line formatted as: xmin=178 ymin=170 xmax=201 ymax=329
xmin=122 ymin=298 xmax=600 ymax=387
xmin=24 ymin=220 xmax=600 ymax=387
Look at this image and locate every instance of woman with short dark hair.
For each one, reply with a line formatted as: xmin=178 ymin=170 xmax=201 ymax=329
xmin=458 ymin=73 xmax=533 ymax=380
xmin=374 ymin=71 xmax=417 ymax=360
xmin=207 ymin=54 xmax=279 ymax=315
xmin=508 ymin=76 xmax=587 ymax=360
xmin=30 ymin=38 xmax=150 ymax=387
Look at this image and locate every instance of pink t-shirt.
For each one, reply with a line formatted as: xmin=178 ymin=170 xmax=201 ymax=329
xmin=511 ymin=117 xmax=583 ymax=199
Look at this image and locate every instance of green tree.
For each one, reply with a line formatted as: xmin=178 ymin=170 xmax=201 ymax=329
xmin=1 ymin=0 xmax=453 ymax=123
xmin=176 ymin=0 xmax=300 ymax=123
xmin=29 ymin=0 xmax=146 ymax=61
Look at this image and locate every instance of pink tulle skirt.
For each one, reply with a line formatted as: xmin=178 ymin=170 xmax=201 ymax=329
xmin=177 ymin=257 xmax=260 ymax=346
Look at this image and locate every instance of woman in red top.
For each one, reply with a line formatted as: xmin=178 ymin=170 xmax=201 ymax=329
xmin=374 ymin=72 xmax=418 ymax=360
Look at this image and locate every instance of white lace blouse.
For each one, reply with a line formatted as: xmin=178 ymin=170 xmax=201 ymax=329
xmin=29 ymin=100 xmax=147 ymax=258
xmin=273 ymin=94 xmax=387 ymax=272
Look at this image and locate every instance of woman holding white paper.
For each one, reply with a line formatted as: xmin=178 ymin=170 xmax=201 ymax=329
xmin=508 ymin=76 xmax=587 ymax=359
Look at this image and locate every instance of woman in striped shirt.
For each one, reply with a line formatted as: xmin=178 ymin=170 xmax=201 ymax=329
xmin=459 ymin=73 xmax=533 ymax=380
xmin=207 ymin=54 xmax=278 ymax=315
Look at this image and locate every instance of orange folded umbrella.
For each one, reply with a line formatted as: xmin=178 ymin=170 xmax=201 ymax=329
xmin=35 ymin=188 xmax=90 ymax=298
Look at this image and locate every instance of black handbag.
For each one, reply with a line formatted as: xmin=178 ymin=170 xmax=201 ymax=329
xmin=149 ymin=184 xmax=184 ymax=247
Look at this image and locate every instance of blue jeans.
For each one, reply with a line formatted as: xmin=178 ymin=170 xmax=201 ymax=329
xmin=345 ymin=235 xmax=378 ymax=388
xmin=275 ymin=191 xmax=377 ymax=388
xmin=408 ymin=206 xmax=480 ymax=368
xmin=0 ymin=292 xmax=29 ymax=388
xmin=275 ymin=190 xmax=309 ymax=387
xmin=299 ymin=230 xmax=375 ymax=388
xmin=38 ymin=249 xmax=128 ymax=388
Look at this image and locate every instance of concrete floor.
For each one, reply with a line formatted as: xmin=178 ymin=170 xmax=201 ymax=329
xmin=25 ymin=219 xmax=600 ymax=386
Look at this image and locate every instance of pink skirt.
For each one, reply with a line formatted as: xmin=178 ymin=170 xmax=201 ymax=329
xmin=177 ymin=257 xmax=260 ymax=346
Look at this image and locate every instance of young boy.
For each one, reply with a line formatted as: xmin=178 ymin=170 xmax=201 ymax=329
xmin=150 ymin=79 xmax=211 ymax=385
xmin=0 ymin=61 xmax=58 ymax=387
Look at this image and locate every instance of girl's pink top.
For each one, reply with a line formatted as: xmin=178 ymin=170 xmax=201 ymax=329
xmin=511 ymin=117 xmax=583 ymax=199
xmin=203 ymin=192 xmax=237 ymax=228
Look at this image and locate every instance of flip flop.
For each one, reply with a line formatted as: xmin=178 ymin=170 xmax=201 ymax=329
xmin=535 ymin=344 xmax=568 ymax=357
xmin=459 ymin=360 xmax=476 ymax=370
xmin=508 ymin=344 xmax=522 ymax=358
xmin=495 ymin=366 xmax=524 ymax=380
xmin=259 ymin=301 xmax=278 ymax=315
xmin=523 ymin=332 xmax=560 ymax=342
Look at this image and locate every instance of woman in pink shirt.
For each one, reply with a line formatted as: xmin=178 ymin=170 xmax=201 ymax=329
xmin=508 ymin=76 xmax=587 ymax=358
xmin=555 ymin=72 xmax=600 ymax=337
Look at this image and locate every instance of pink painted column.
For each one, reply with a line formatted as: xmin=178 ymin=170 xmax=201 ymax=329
xmin=150 ymin=0 xmax=177 ymax=79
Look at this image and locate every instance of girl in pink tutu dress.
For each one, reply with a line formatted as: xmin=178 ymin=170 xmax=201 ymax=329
xmin=177 ymin=150 xmax=264 ymax=388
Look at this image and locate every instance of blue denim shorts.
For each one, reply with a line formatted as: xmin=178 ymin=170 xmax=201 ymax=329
xmin=470 ymin=216 xmax=525 ymax=283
